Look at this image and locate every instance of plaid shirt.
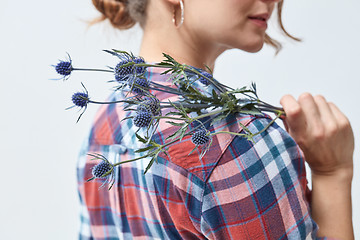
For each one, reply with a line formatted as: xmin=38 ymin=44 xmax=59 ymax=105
xmin=77 ymin=66 xmax=325 ymax=239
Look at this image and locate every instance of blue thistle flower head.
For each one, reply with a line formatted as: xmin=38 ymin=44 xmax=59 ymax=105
xmin=92 ymin=161 xmax=112 ymax=179
xmin=136 ymin=104 xmax=149 ymax=113
xmin=130 ymin=78 xmax=150 ymax=95
xmin=133 ymin=57 xmax=147 ymax=75
xmin=133 ymin=110 xmax=153 ymax=128
xmin=114 ymin=57 xmax=147 ymax=82
xmin=198 ymin=71 xmax=213 ymax=86
xmin=87 ymin=153 xmax=115 ymax=189
xmin=114 ymin=60 xmax=134 ymax=82
xmin=53 ymin=53 xmax=73 ymax=80
xmin=56 ymin=61 xmax=72 ymax=76
xmin=107 ymin=48 xmax=147 ymax=82
xmin=72 ymin=92 xmax=89 ymax=108
xmin=66 ymin=83 xmax=90 ymax=123
xmin=137 ymin=96 xmax=161 ymax=116
xmin=191 ymin=129 xmax=210 ymax=146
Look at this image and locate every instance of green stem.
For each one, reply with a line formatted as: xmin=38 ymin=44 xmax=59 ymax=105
xmin=192 ymin=108 xmax=229 ymax=120
xmin=238 ymin=122 xmax=253 ymax=135
xmin=153 ymin=116 xmax=187 ymax=121
xmin=162 ymin=136 xmax=184 ymax=148
xmin=211 ymin=131 xmax=248 ymax=137
xmin=183 ymin=65 xmax=226 ymax=93
xmin=251 ymin=112 xmax=282 ymax=137
xmin=149 ymin=87 xmax=184 ymax=96
xmin=72 ymin=68 xmax=113 ymax=73
xmin=160 ymin=103 xmax=213 ymax=109
xmin=113 ymin=153 xmax=152 ymax=167
xmin=120 ymin=62 xmax=173 ymax=69
xmin=112 ymin=117 xmax=213 ymax=167
xmin=89 ymin=100 xmax=126 ymax=105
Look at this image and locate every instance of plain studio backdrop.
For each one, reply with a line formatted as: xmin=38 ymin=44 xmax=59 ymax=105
xmin=0 ymin=0 xmax=359 ymax=239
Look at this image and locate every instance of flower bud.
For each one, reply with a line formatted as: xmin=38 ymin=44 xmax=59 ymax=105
xmin=133 ymin=110 xmax=152 ymax=128
xmin=72 ymin=92 xmax=89 ymax=108
xmin=92 ymin=161 xmax=112 ymax=179
xmin=191 ymin=129 xmax=210 ymax=145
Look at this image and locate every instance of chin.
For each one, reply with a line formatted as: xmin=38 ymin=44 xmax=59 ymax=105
xmin=222 ymin=36 xmax=265 ymax=53
xmin=241 ymin=41 xmax=264 ymax=53
xmin=228 ymin=37 xmax=265 ymax=53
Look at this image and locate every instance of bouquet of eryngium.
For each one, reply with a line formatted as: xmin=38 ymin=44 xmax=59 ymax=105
xmin=53 ymin=49 xmax=284 ymax=189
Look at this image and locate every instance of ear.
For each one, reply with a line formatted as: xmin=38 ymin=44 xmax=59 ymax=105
xmin=165 ymin=0 xmax=181 ymax=5
xmin=160 ymin=0 xmax=182 ymax=13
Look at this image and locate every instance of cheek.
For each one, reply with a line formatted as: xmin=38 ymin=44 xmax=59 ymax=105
xmin=212 ymin=18 xmax=267 ymax=52
xmin=237 ymin=22 xmax=267 ymax=51
xmin=185 ymin=5 xmax=266 ymax=52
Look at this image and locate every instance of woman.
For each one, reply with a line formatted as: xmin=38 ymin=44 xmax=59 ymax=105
xmin=77 ymin=0 xmax=355 ymax=239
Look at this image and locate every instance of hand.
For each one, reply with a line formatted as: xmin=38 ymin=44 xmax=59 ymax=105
xmin=280 ymin=93 xmax=354 ymax=177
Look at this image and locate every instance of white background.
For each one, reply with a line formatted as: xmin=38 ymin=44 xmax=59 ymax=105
xmin=0 ymin=0 xmax=359 ymax=239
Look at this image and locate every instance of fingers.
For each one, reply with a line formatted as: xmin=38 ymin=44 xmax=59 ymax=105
xmin=280 ymin=94 xmax=306 ymax=133
xmin=298 ymin=93 xmax=321 ymax=130
xmin=281 ymin=93 xmax=336 ymax=130
xmin=314 ymin=95 xmax=338 ymax=135
xmin=314 ymin=95 xmax=336 ymax=123
xmin=328 ymin=102 xmax=347 ymax=124
xmin=280 ymin=93 xmax=337 ymax=141
xmin=328 ymin=102 xmax=352 ymax=132
xmin=280 ymin=93 xmax=354 ymax=176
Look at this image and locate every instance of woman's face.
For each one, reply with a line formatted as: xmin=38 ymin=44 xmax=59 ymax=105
xmin=184 ymin=0 xmax=279 ymax=53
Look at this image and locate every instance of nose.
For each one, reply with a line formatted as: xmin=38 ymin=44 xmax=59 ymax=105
xmin=260 ymin=0 xmax=281 ymax=11
xmin=260 ymin=0 xmax=280 ymax=15
xmin=261 ymin=0 xmax=281 ymax=3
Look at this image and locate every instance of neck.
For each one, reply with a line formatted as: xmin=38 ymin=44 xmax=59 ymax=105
xmin=139 ymin=22 xmax=227 ymax=73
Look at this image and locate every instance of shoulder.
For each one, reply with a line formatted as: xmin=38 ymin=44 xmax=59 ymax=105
xmin=156 ymin=114 xmax=280 ymax=182
xmin=200 ymin=116 xmax=314 ymax=239
xmin=211 ymin=115 xmax=307 ymax=189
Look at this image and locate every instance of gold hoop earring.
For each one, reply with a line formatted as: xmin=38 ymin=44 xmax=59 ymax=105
xmin=172 ymin=0 xmax=184 ymax=28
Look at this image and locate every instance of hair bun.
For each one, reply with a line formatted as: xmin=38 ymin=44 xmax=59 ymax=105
xmin=127 ymin=0 xmax=147 ymax=24
xmin=92 ymin=0 xmax=135 ymax=29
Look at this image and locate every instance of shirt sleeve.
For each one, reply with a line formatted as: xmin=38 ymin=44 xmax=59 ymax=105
xmin=78 ymin=191 xmax=95 ymax=240
xmin=199 ymin=116 xmax=323 ymax=239
xmin=77 ymin=139 xmax=95 ymax=240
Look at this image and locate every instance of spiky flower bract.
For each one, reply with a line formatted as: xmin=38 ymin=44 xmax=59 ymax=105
xmin=137 ymin=96 xmax=161 ymax=116
xmin=137 ymin=104 xmax=149 ymax=113
xmin=133 ymin=57 xmax=147 ymax=74
xmin=92 ymin=161 xmax=112 ymax=178
xmin=198 ymin=71 xmax=213 ymax=86
xmin=106 ymin=50 xmax=147 ymax=82
xmin=114 ymin=60 xmax=134 ymax=82
xmin=133 ymin=110 xmax=153 ymax=128
xmin=87 ymin=153 xmax=116 ymax=190
xmin=72 ymin=92 xmax=89 ymax=108
xmin=53 ymin=53 xmax=73 ymax=80
xmin=66 ymin=83 xmax=90 ymax=123
xmin=56 ymin=61 xmax=72 ymax=76
xmin=130 ymin=78 xmax=150 ymax=95
xmin=191 ymin=129 xmax=210 ymax=146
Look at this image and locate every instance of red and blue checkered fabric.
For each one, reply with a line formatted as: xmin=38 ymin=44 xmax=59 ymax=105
xmin=77 ymin=66 xmax=325 ymax=239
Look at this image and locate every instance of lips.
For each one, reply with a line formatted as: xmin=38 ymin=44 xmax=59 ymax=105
xmin=248 ymin=13 xmax=270 ymax=21
xmin=248 ymin=13 xmax=269 ymax=29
